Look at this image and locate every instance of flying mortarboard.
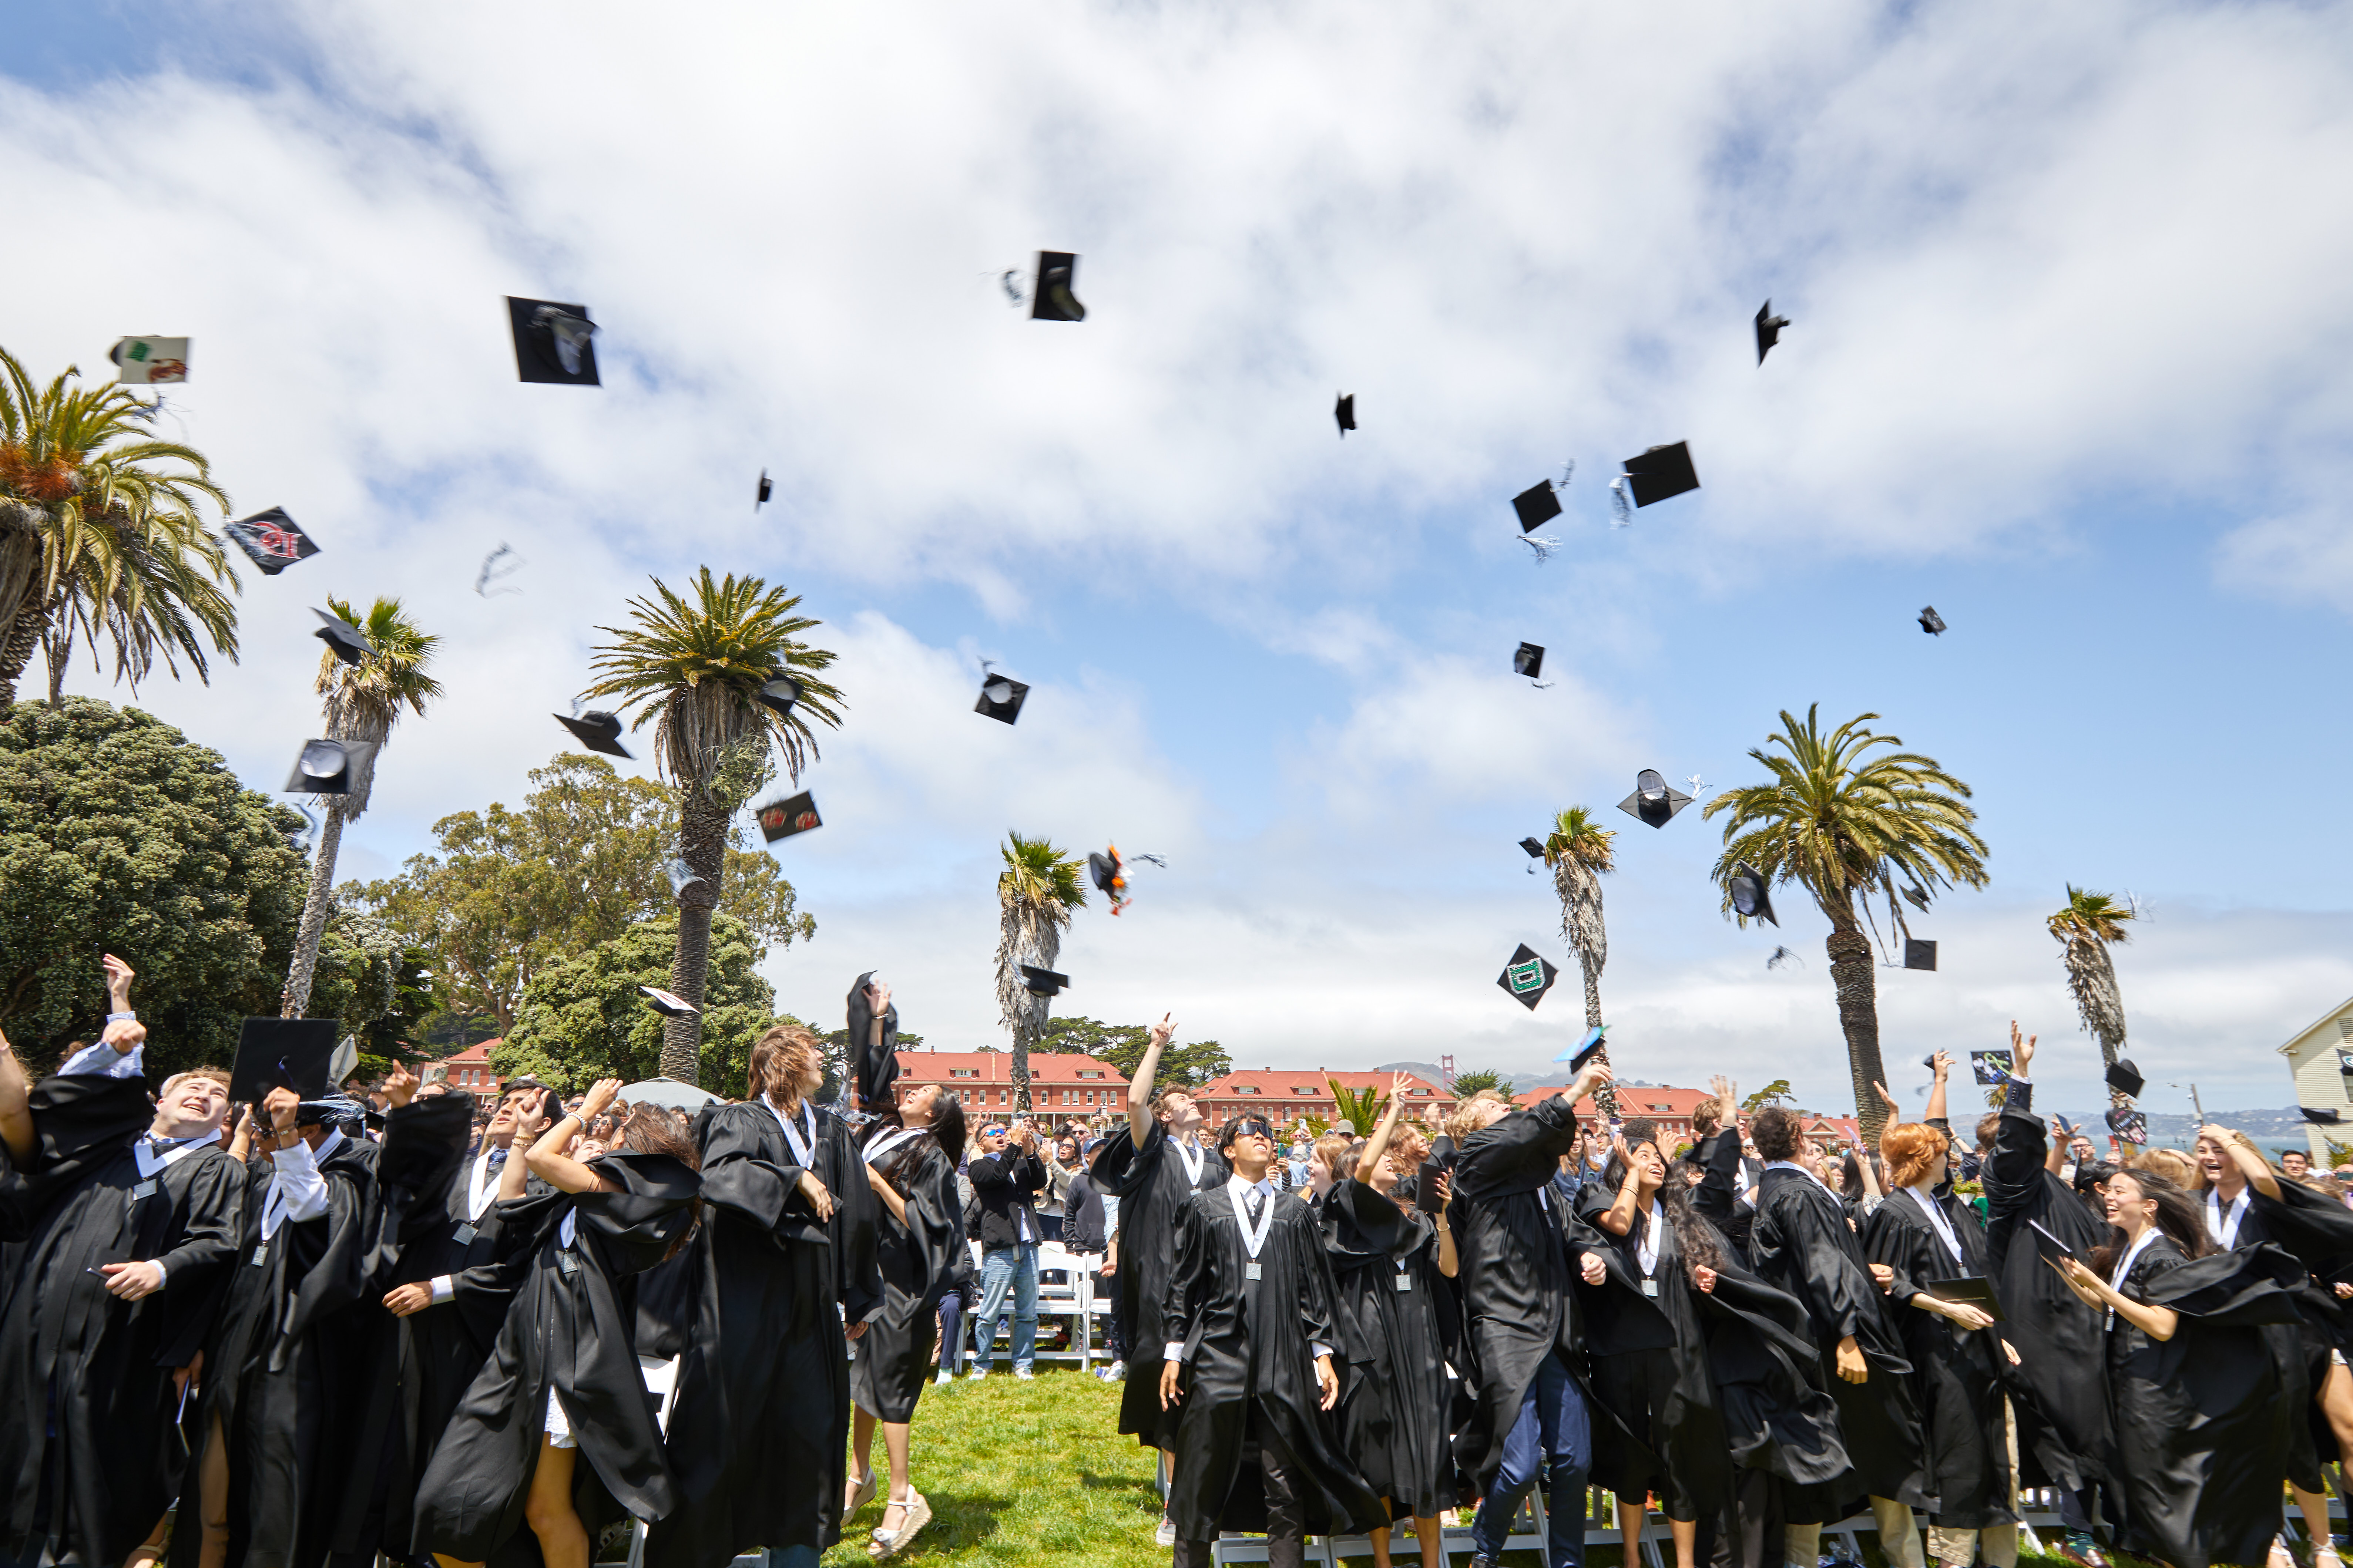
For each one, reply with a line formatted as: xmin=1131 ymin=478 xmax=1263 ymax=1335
xmin=976 ymin=669 xmax=1029 ymax=724
xmin=1497 ymin=943 xmax=1558 ymax=1011
xmin=1969 ymin=1050 xmax=2013 ymax=1087
xmin=2106 ymin=1105 xmax=2148 ymax=1145
xmin=665 ymin=858 xmax=705 ymax=898
xmin=1514 ymin=642 xmax=1545 ymax=681
xmin=1903 ymin=938 xmax=1938 ymax=971
xmin=229 ymin=1016 xmax=340 ymax=1104
xmin=1018 ymin=965 xmax=1070 ymax=997
xmin=222 ymin=508 xmax=319 ymax=575
xmin=755 ymin=674 xmax=802 ymax=719
xmin=1334 ymin=394 xmax=1355 ymax=437
xmin=1901 ymin=884 xmax=1931 ymax=911
xmin=1088 ymin=847 xmax=1132 ymax=914
xmin=1512 ymin=480 xmax=1563 ymax=533
xmin=110 ymin=336 xmax=189 ymax=385
xmin=755 ymin=470 xmax=772 ymax=510
xmin=554 ymin=710 xmax=632 ymax=758
xmin=755 ymin=791 xmax=822 ymax=843
xmin=1730 ymin=862 xmax=1778 ymax=926
xmin=1555 ymin=1022 xmax=1608 ymax=1069
xmin=1767 ymin=945 xmax=1800 ymax=970
xmin=1618 ymin=769 xmax=1692 ymax=828
xmin=506 ymin=297 xmax=600 ymax=385
xmin=640 ymin=986 xmax=700 ymax=1018
xmin=1919 ymin=606 xmax=1948 ymax=636
xmin=1030 ymin=252 xmax=1086 ymax=322
xmin=2105 ymin=1059 xmax=2144 ymax=1099
xmin=2302 ymin=1106 xmax=2344 ymax=1125
xmin=285 ymin=738 xmax=377 ymax=795
xmin=328 ymin=1034 xmax=360 ymax=1086
xmin=1755 ymin=302 xmax=1790 ymax=365
xmin=312 ymin=609 xmax=373 ymax=666
xmin=1518 ymin=837 xmax=1545 ymax=874
xmin=1615 ymin=442 xmax=1700 ymax=513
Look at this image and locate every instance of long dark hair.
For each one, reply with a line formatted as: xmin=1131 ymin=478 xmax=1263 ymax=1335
xmin=879 ymin=1093 xmax=966 ymax=1194
xmin=1601 ymin=1140 xmax=1726 ymax=1281
xmin=2088 ymin=1167 xmax=2209 ymax=1276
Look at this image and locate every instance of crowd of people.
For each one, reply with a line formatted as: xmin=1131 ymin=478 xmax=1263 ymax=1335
xmin=1 ymin=958 xmax=2349 ymax=1568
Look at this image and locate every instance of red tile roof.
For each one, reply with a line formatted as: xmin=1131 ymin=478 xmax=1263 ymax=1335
xmin=1194 ymin=1069 xmax=1450 ymax=1103
xmin=893 ymin=1051 xmax=1127 ymax=1086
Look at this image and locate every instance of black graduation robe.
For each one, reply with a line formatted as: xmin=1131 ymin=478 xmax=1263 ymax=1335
xmin=1162 ymin=1184 xmax=1385 ymax=1541
xmin=0 ymin=1074 xmax=240 ymax=1568
xmin=1862 ymin=1186 xmax=2014 ymax=1528
xmin=1316 ymin=1178 xmax=1461 ymax=1518
xmin=2099 ymin=1236 xmax=2310 ymax=1568
xmin=414 ymin=1149 xmax=701 ymax=1568
xmin=850 ymin=1134 xmax=964 ymax=1423
xmin=1094 ymin=1117 xmax=1228 ymax=1447
xmin=1747 ymin=1165 xmax=1927 ymax=1517
xmin=642 ymin=1099 xmax=881 ymax=1568
xmin=1688 ymin=1128 xmax=1756 ymax=1256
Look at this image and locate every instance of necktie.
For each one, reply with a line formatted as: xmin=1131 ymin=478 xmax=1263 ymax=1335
xmin=1246 ymin=1189 xmax=1265 ymax=1226
xmin=486 ymin=1148 xmax=508 ymax=1170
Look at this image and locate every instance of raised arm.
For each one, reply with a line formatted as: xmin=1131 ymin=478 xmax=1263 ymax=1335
xmin=526 ymin=1078 xmax=624 ymax=1195
xmin=1596 ymin=1134 xmax=1641 ymax=1236
xmin=1126 ymin=1013 xmax=1176 ymax=1146
xmin=2054 ymin=1254 xmax=2178 ymax=1341
xmin=2204 ymin=1124 xmax=2282 ymax=1201
xmin=1354 ymin=1072 xmax=1416 ymax=1184
xmin=1923 ymin=1049 xmax=1952 ymax=1128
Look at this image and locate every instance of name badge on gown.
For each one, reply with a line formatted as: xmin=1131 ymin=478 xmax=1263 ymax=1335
xmin=1394 ymin=1272 xmax=1414 ymax=1292
xmin=454 ymin=1222 xmax=478 ymax=1245
xmin=1245 ymin=1262 xmax=1263 ymax=1281
xmin=558 ymin=1249 xmax=580 ymax=1276
xmin=249 ymin=1244 xmax=269 ymax=1266
xmin=131 ymin=1180 xmax=158 ymax=1201
xmin=1641 ymin=1279 xmax=1659 ymax=1297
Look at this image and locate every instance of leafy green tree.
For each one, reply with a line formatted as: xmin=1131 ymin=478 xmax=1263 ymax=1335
xmin=1450 ymin=1068 xmax=1514 ymax=1097
xmin=346 ymin=755 xmax=815 ymax=1037
xmin=1043 ymin=1016 xmax=1229 ymax=1088
xmin=0 ymin=697 xmax=305 ymax=1077
xmin=1742 ymin=1079 xmax=1793 ymax=1113
xmin=492 ymin=915 xmax=778 ymax=1096
xmin=306 ymin=908 xmax=441 ymax=1076
xmin=995 ymin=833 xmax=1087 ymax=1111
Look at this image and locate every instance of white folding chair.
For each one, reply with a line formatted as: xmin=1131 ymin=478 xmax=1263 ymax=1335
xmin=1031 ymin=1243 xmax=1092 ymax=1367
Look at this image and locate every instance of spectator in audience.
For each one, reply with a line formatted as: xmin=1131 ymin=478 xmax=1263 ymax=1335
xmin=2281 ymin=1147 xmax=2312 ymax=1181
xmin=1041 ymin=1133 xmax=1080 ymax=1243
xmin=967 ymin=1117 xmax=1047 ymax=1379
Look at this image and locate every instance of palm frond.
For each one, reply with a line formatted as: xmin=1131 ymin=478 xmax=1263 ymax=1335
xmin=315 ymin=595 xmax=442 ymax=820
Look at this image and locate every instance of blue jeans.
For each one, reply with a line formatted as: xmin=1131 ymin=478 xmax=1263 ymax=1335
xmin=1470 ymin=1350 xmax=1591 ymax=1567
xmin=971 ymin=1243 xmax=1038 ymax=1371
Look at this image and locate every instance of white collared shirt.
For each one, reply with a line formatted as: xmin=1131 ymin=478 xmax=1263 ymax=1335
xmin=1910 ymin=1183 xmax=1965 ymax=1266
xmin=2207 ymin=1187 xmax=2251 ymax=1251
xmin=61 ymin=1019 xmax=142 ymax=1080
xmin=261 ymin=1129 xmax=339 ymax=1240
xmin=766 ymin=1093 xmax=819 ymax=1168
xmin=1165 ymin=1174 xmax=1330 ymax=1363
xmin=1763 ymin=1158 xmax=1836 ymax=1193
xmin=2107 ymin=1226 xmax=2161 ymax=1329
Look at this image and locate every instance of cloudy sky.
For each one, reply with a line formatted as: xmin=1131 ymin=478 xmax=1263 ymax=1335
xmin=9 ymin=0 xmax=2353 ymax=1115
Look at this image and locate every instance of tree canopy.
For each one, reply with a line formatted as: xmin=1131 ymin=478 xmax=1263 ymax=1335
xmin=1042 ymin=1015 xmax=1231 ymax=1088
xmin=1449 ymin=1068 xmax=1514 ymax=1097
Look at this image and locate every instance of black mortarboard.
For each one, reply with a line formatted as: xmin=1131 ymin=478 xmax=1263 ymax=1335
xmin=2105 ymin=1106 xmax=2148 ymax=1145
xmin=976 ymin=671 xmax=1030 ymax=724
xmin=2105 ymin=1059 xmax=2144 ymax=1099
xmin=755 ymin=674 xmax=802 ymax=719
xmin=312 ymin=609 xmax=372 ymax=666
xmin=285 ymin=738 xmax=377 ymax=794
xmin=1088 ymin=850 xmax=1125 ymax=901
xmin=1512 ymin=480 xmax=1563 ymax=533
xmin=223 ymin=507 xmax=319 ymax=575
xmin=554 ymin=710 xmax=632 ymax=758
xmin=755 ymin=791 xmax=821 ymax=843
xmin=1729 ymin=862 xmax=1778 ymax=926
xmin=755 ymin=470 xmax=772 ymax=509
xmin=640 ymin=985 xmax=700 ymax=1018
xmin=1617 ymin=768 xmax=1693 ymax=828
xmin=1334 ymin=394 xmax=1355 ymax=437
xmin=1030 ymin=252 xmax=1086 ymax=322
xmin=1755 ymin=302 xmax=1790 ymax=365
xmin=1497 ymin=942 xmax=1558 ymax=1011
xmin=1621 ymin=443 xmax=1699 ymax=508
xmin=847 ymin=970 xmax=900 ymax=1112
xmin=1519 ymin=837 xmax=1545 ymax=859
xmin=1969 ymin=1050 xmax=2013 ymax=1087
xmin=1514 ymin=642 xmax=1545 ymax=680
xmin=2302 ymin=1106 xmax=2344 ymax=1125
xmin=1901 ymin=884 xmax=1931 ymax=911
xmin=1555 ymin=1023 xmax=1608 ymax=1070
xmin=1019 ymin=965 xmax=1070 ymax=997
xmin=506 ymin=296 xmax=600 ymax=385
xmin=1903 ymin=938 xmax=1938 ymax=971
xmin=229 ymin=1017 xmax=339 ymax=1104
xmin=1919 ymin=606 xmax=1947 ymax=636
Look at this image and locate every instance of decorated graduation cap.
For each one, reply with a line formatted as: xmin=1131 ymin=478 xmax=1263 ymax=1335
xmin=1617 ymin=768 xmax=1692 ymax=828
xmin=1554 ymin=1022 xmax=1608 ymax=1069
xmin=1919 ymin=606 xmax=1948 ymax=636
xmin=554 ymin=709 xmax=632 ymax=758
xmin=1030 ymin=252 xmax=1086 ymax=322
xmin=755 ymin=790 xmax=821 ymax=843
xmin=1902 ymin=938 xmax=1938 ymax=972
xmin=507 ymin=297 xmax=600 ymax=384
xmin=111 ymin=336 xmax=189 ymax=385
xmin=2301 ymin=1106 xmax=2344 ymax=1125
xmin=229 ymin=1016 xmax=339 ymax=1104
xmin=285 ymin=738 xmax=377 ymax=794
xmin=1730 ymin=862 xmax=1778 ymax=926
xmin=1019 ymin=965 xmax=1071 ymax=997
xmin=1514 ymin=642 xmax=1545 ymax=682
xmin=1969 ymin=1050 xmax=2013 ymax=1087
xmin=1089 ymin=846 xmax=1132 ymax=915
xmin=1608 ymin=442 xmax=1699 ymax=523
xmin=976 ymin=666 xmax=1029 ymax=724
xmin=2105 ymin=1058 xmax=2145 ymax=1100
xmin=640 ymin=985 xmax=700 ymax=1018
xmin=756 ymin=470 xmax=773 ymax=510
xmin=755 ymin=673 xmax=802 ymax=719
xmin=1755 ymin=302 xmax=1789 ymax=365
xmin=1497 ymin=942 xmax=1558 ymax=1011
xmin=312 ymin=609 xmax=372 ymax=666
xmin=1334 ymin=393 xmax=1356 ymax=437
xmin=2106 ymin=1105 xmax=2148 ymax=1145
xmin=223 ymin=508 xmax=319 ymax=575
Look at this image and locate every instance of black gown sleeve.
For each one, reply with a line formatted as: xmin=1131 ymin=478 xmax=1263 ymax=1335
xmin=1163 ymin=1195 xmax=1211 ymax=1363
xmin=1769 ymin=1188 xmax=1877 ymax=1340
xmin=1456 ymin=1095 xmax=1580 ymax=1195
xmin=1987 ymin=1081 xmax=2049 ymax=1225
xmin=696 ymin=1104 xmax=818 ymax=1238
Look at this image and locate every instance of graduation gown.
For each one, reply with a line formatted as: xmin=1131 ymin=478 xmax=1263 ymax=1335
xmin=1094 ymin=1118 xmax=1228 ymax=1446
xmin=1862 ymin=1187 xmax=2014 ymax=1528
xmin=1747 ymin=1165 xmax=1927 ymax=1517
xmin=1317 ymin=1178 xmax=1461 ymax=1518
xmin=850 ymin=1134 xmax=964 ymax=1422
xmin=414 ymin=1150 xmax=700 ymax=1568
xmin=2101 ymin=1237 xmax=2311 ymax=1568
xmin=0 ymin=1076 xmax=240 ymax=1568
xmin=1688 ymin=1128 xmax=1756 ymax=1256
xmin=1163 ymin=1185 xmax=1385 ymax=1540
xmin=643 ymin=1100 xmax=880 ymax=1568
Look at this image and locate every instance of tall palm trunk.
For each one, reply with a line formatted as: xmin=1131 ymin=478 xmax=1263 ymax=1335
xmin=1825 ymin=912 xmax=1890 ymax=1144
xmin=2062 ymin=935 xmax=2126 ymax=1071
xmin=0 ymin=503 xmax=42 ymax=709
xmin=662 ymin=788 xmax=730 ymax=1083
xmin=281 ymin=805 xmax=345 ymax=1016
xmin=1553 ymin=860 xmax=1621 ymax=1118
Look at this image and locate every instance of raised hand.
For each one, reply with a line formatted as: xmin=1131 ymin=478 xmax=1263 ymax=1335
xmin=578 ymin=1077 xmax=624 ymax=1123
xmin=2010 ymin=1021 xmax=2035 ymax=1079
xmin=383 ymin=1061 xmax=419 ymax=1107
xmin=1149 ymin=1013 xmax=1176 ymax=1049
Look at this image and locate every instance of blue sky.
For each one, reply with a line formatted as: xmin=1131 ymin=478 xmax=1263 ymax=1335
xmin=8 ymin=0 xmax=2353 ymax=1118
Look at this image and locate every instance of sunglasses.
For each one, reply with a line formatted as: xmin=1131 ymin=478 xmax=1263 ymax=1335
xmin=981 ymin=1125 xmax=1008 ymax=1136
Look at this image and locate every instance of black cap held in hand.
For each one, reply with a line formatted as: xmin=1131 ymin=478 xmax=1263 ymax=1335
xmin=229 ymin=1017 xmax=340 ymax=1105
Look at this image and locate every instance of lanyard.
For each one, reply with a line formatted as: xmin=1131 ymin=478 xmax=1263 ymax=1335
xmin=1229 ymin=1181 xmax=1278 ymax=1259
xmin=2107 ymin=1227 xmax=2159 ymax=1329
xmin=1911 ymin=1185 xmax=1965 ymax=1265
xmin=2206 ymin=1188 xmax=2249 ymax=1250
xmin=1174 ymin=1135 xmax=1206 ymax=1186
xmin=768 ymin=1094 xmax=818 ymax=1167
xmin=1636 ymin=1200 xmax=1662 ymax=1278
xmin=135 ymin=1128 xmax=220 ymax=1180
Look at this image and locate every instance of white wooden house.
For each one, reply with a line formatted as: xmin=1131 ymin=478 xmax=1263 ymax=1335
xmin=2276 ymin=995 xmax=2353 ymax=1161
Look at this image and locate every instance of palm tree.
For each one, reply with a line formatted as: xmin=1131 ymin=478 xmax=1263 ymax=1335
xmin=585 ymin=569 xmax=843 ymax=1082
xmin=994 ymin=834 xmax=1087 ymax=1113
xmin=282 ymin=597 xmax=442 ymax=1017
xmin=1703 ymin=706 xmax=1989 ymax=1144
xmin=1542 ymin=805 xmax=1622 ymax=1117
xmin=2048 ymin=886 xmax=2137 ymax=1071
xmin=0 ymin=346 xmax=237 ymax=708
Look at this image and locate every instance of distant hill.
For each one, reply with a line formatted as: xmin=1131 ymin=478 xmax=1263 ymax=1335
xmin=2062 ymin=1105 xmax=2316 ymax=1153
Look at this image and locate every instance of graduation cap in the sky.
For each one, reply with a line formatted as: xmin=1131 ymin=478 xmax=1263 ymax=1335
xmin=554 ymin=709 xmax=632 ymax=758
xmin=755 ymin=791 xmax=822 ymax=843
xmin=1901 ymin=884 xmax=1931 ymax=912
xmin=507 ymin=297 xmax=600 ymax=384
xmin=1755 ymin=302 xmax=1790 ymax=365
xmin=2301 ymin=1106 xmax=2344 ymax=1125
xmin=1554 ymin=1022 xmax=1608 ymax=1068
xmin=1970 ymin=1050 xmax=2013 ymax=1087
xmin=229 ymin=1016 xmax=339 ymax=1104
xmin=976 ymin=666 xmax=1029 ymax=724
xmin=1730 ymin=862 xmax=1778 ymax=926
xmin=1512 ymin=480 xmax=1564 ymax=534
xmin=1514 ymin=642 xmax=1546 ymax=683
xmin=1767 ymin=945 xmax=1802 ymax=970
xmin=111 ymin=336 xmax=189 ymax=385
xmin=223 ymin=508 xmax=319 ymax=575
xmin=755 ymin=674 xmax=802 ymax=719
xmin=1609 ymin=443 xmax=1700 ymax=523
xmin=475 ymin=543 xmax=523 ymax=598
xmin=665 ymin=857 xmax=705 ymax=898
xmin=1019 ymin=965 xmax=1071 ymax=997
xmin=1087 ymin=845 xmax=1157 ymax=915
xmin=312 ymin=609 xmax=372 ymax=666
xmin=1903 ymin=938 xmax=1938 ymax=972
xmin=640 ymin=986 xmax=700 ymax=1018
xmin=285 ymin=739 xmax=377 ymax=795
xmin=1919 ymin=606 xmax=1948 ymax=636
xmin=1618 ymin=769 xmax=1692 ymax=828
xmin=2105 ymin=1059 xmax=2145 ymax=1100
xmin=2106 ymin=1105 xmax=2149 ymax=1145
xmin=755 ymin=470 xmax=772 ymax=510
xmin=1335 ymin=394 xmax=1356 ymax=437
xmin=1518 ymin=836 xmax=1546 ymax=874
xmin=1030 ymin=252 xmax=1086 ymax=322
xmin=1497 ymin=942 xmax=1558 ymax=1011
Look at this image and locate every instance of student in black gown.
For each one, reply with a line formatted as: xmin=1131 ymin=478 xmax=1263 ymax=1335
xmin=848 ymin=1080 xmax=968 ymax=1560
xmin=2053 ymin=1165 xmax=2313 ymax=1568
xmin=1158 ymin=1112 xmax=1384 ymax=1568
xmin=0 ymin=994 xmax=240 ymax=1568
xmin=417 ymin=1080 xmax=702 ymax=1568
xmin=1744 ymin=1104 xmax=1927 ymax=1568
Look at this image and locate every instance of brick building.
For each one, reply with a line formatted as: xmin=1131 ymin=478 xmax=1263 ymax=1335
xmin=1191 ymin=1069 xmax=1453 ymax=1133
xmin=441 ymin=1039 xmax=501 ymax=1096
xmin=891 ymin=1050 xmax=1128 ymax=1130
